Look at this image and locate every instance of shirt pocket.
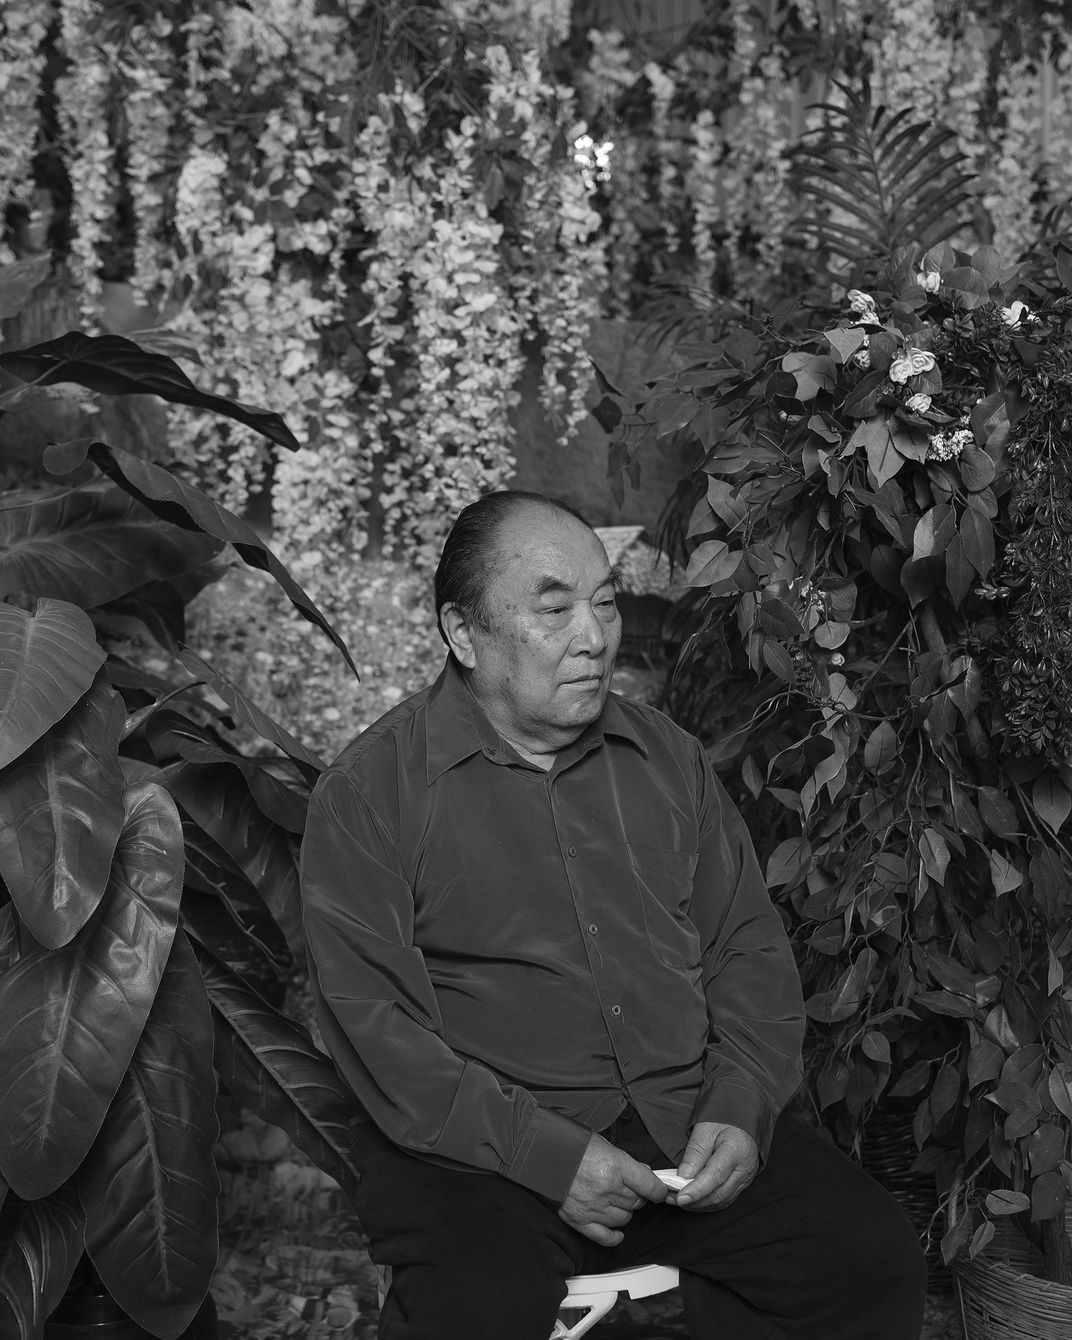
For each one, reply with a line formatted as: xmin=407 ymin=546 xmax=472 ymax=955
xmin=627 ymin=843 xmax=701 ymax=973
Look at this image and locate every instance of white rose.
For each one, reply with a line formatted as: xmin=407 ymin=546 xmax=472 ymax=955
xmin=889 ymin=347 xmax=936 ymax=384
xmin=905 ymin=393 xmax=932 ymax=413
xmin=916 ymin=270 xmax=941 ymax=294
xmin=1002 ymin=300 xmax=1033 ymax=327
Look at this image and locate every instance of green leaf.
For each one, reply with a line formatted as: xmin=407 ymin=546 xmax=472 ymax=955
xmin=1032 ymin=776 xmax=1071 ymax=833
xmin=842 ymin=370 xmax=887 ymax=419
xmin=959 ymin=444 xmax=996 ymax=491
xmin=918 ymin=827 xmax=950 ymax=882
xmin=0 ymin=1184 xmax=85 ymax=1339
xmin=0 ymin=254 xmax=52 ymax=321
xmin=178 ymin=650 xmax=325 ymax=780
xmin=0 ymin=599 xmax=104 ymax=770
xmin=805 ymin=948 xmax=877 ymax=1023
xmin=193 ymin=942 xmax=359 ymax=1202
xmin=0 ymin=484 xmax=221 ymax=607
xmin=853 ymin=417 xmax=902 ymax=486
xmin=978 ymin=787 xmax=1020 ymax=840
xmin=1030 ymin=847 xmax=1069 ymax=920
xmin=1055 ymin=241 xmax=1072 ymax=294
xmin=1028 ymin=1122 xmax=1065 ymax=1176
xmin=984 ymin=1189 xmax=1030 ymax=1215
xmin=781 ymin=352 xmax=836 ymax=400
xmin=0 ymin=783 xmax=183 ymax=1198
xmin=863 ymin=720 xmax=897 ymax=773
xmin=968 ymin=1220 xmax=995 ymax=1259
xmin=78 ymin=931 xmax=218 ymax=1340
xmin=52 ymin=441 xmax=355 ymax=675
xmin=164 ymin=761 xmax=305 ymax=963
xmin=762 ymin=638 xmax=796 ymax=683
xmin=1030 ymin=1169 xmax=1066 ymax=1222
xmin=0 ymin=671 xmax=126 ymax=947
xmin=945 ymin=534 xmax=974 ymax=607
xmin=912 ymin=504 xmax=955 ymax=560
xmin=757 ymin=595 xmax=805 ymax=638
xmin=0 ymin=331 xmax=300 ymax=451
xmin=967 ymin=1039 xmax=1004 ymax=1089
xmin=988 ymin=849 xmax=1022 ymax=895
xmin=685 ymin=539 xmax=739 ymax=587
xmin=765 ymin=835 xmax=811 ymax=888
xmin=959 ymin=510 xmax=995 ymax=578
xmin=861 ymin=1032 xmax=891 ymax=1065
xmin=812 ymin=620 xmax=849 ymax=649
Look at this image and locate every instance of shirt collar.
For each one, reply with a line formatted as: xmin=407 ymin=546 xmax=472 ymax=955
xmin=425 ymin=657 xmax=649 ymax=784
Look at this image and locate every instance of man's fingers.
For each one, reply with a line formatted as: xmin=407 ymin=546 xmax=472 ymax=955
xmin=578 ymin=1221 xmax=625 ymax=1246
xmin=677 ymin=1163 xmax=753 ymax=1210
xmin=677 ymin=1133 xmax=715 ymax=1182
xmin=621 ymin=1159 xmax=669 ymax=1204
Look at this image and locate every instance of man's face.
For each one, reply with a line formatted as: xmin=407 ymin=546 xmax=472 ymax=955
xmin=452 ymin=506 xmax=622 ymax=755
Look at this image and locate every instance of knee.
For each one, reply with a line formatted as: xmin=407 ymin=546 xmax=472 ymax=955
xmin=382 ymin=1258 xmax=565 ymax=1340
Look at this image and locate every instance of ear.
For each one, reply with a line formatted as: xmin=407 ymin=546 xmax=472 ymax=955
xmin=440 ymin=603 xmax=477 ymax=670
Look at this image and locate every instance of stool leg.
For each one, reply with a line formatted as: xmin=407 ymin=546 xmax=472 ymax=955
xmin=551 ymin=1290 xmax=618 ymax=1339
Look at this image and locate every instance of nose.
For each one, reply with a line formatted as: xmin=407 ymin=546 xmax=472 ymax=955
xmin=572 ymin=601 xmax=609 ymax=656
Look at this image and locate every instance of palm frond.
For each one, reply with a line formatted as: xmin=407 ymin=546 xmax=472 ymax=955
xmin=789 ymin=82 xmax=977 ymax=275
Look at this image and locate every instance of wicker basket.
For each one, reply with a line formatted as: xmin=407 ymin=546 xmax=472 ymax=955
xmin=956 ymin=1223 xmax=1072 ymax=1340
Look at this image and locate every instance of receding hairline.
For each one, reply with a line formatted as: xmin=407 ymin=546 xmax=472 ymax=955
xmin=484 ymin=499 xmax=616 ymax=590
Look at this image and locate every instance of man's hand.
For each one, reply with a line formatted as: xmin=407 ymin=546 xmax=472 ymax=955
xmin=672 ymin=1122 xmax=759 ymax=1211
xmin=558 ymin=1132 xmax=668 ymax=1246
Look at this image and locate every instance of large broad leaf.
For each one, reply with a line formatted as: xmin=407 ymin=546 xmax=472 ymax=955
xmin=145 ymin=708 xmax=309 ymax=832
xmin=193 ymin=941 xmax=359 ymax=1202
xmin=0 ymin=1184 xmax=86 ymax=1340
xmin=180 ymin=832 xmax=293 ymax=986
xmin=78 ymin=931 xmax=218 ymax=1340
xmin=0 ymin=331 xmax=299 ymax=452
xmin=0 ymin=783 xmax=183 ymax=1198
xmin=0 ymin=599 xmax=104 ymax=771
xmin=179 ymin=651 xmax=325 ymax=780
xmin=165 ymin=761 xmax=305 ymax=963
xmin=0 ymin=671 xmax=126 ymax=947
xmin=0 ymin=484 xmax=221 ymax=607
xmin=48 ymin=441 xmax=356 ymax=675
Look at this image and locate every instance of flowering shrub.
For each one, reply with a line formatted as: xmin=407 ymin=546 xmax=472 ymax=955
xmin=604 ymin=241 xmax=1072 ymax=1276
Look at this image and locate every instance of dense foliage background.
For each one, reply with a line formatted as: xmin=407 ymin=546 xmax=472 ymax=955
xmin=3 ymin=0 xmax=1072 ymax=1320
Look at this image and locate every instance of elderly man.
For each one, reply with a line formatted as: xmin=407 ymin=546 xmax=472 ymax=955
xmin=300 ymin=490 xmax=926 ymax=1340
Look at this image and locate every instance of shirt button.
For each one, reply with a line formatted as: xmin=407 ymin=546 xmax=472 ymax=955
xmin=588 ymin=924 xmax=598 ymax=935
xmin=567 ymin=846 xmax=577 ymax=858
xmin=611 ymin=1005 xmax=622 ymax=1016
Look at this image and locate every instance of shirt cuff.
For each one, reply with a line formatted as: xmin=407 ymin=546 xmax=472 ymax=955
xmin=503 ymin=1106 xmax=593 ymax=1202
xmin=689 ymin=1081 xmax=778 ymax=1164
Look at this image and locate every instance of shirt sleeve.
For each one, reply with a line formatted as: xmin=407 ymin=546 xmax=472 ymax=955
xmin=686 ymin=744 xmax=806 ymax=1160
xmin=300 ymin=767 xmax=591 ymax=1203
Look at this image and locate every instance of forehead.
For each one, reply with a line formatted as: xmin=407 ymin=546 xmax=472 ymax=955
xmin=490 ymin=507 xmax=612 ymax=598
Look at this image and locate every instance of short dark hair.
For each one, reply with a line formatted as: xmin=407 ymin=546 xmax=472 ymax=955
xmin=434 ymin=490 xmax=593 ymax=648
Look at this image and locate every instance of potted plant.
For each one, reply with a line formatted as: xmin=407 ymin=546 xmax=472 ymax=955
xmin=597 ymin=89 xmax=1072 ymax=1301
xmin=0 ymin=257 xmax=361 ymax=1338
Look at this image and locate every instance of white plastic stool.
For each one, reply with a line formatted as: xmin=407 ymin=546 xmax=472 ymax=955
xmin=553 ymin=1264 xmax=680 ymax=1338
xmin=376 ymin=1261 xmax=679 ymax=1338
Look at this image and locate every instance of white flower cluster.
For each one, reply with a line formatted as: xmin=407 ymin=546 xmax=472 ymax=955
xmin=689 ymin=109 xmax=722 ymax=297
xmin=927 ymin=426 xmax=973 ymax=462
xmin=120 ymin=17 xmax=175 ymax=304
xmin=55 ymin=0 xmax=118 ymax=320
xmin=0 ymin=0 xmax=52 ymax=270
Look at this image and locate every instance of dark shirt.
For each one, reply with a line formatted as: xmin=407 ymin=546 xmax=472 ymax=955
xmin=300 ymin=658 xmax=804 ymax=1203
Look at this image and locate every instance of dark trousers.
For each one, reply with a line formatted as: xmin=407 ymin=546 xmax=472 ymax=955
xmin=353 ymin=1108 xmax=927 ymax=1340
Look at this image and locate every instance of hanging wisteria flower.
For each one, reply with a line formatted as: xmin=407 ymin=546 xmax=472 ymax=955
xmin=905 ymin=392 xmax=932 ymax=414
xmin=889 ymin=346 xmax=937 ymax=383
